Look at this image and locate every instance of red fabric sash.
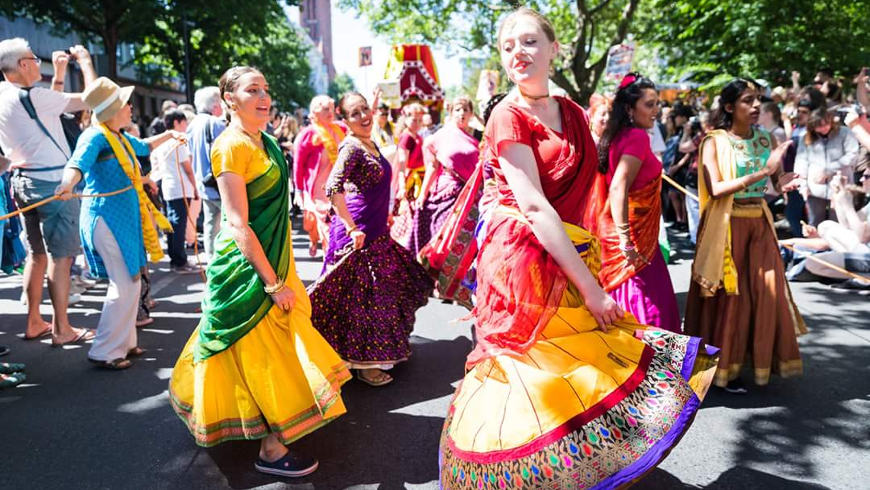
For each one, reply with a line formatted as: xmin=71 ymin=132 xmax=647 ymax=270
xmin=468 ymin=97 xmax=606 ymax=366
xmin=597 ymin=175 xmax=662 ymax=292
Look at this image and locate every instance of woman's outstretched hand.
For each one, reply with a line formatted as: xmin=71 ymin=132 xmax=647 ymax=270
xmin=584 ymin=286 xmax=624 ymax=332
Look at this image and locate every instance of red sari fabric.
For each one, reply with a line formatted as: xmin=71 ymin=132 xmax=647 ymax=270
xmin=597 ymin=175 xmax=663 ymax=292
xmin=469 ymin=96 xmax=606 ymax=366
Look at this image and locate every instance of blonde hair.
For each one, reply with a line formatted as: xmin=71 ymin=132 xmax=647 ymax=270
xmin=451 ymin=95 xmax=474 ymax=113
xmin=497 ymin=7 xmax=556 ymax=46
xmin=401 ymin=102 xmax=426 ymax=116
xmin=309 ymin=95 xmax=334 ymax=114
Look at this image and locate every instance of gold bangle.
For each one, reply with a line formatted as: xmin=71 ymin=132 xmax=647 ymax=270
xmin=264 ymin=278 xmax=285 ymax=295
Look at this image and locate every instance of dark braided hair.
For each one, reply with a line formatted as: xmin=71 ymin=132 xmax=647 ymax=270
xmin=709 ymin=78 xmax=760 ymax=130
xmin=597 ymin=72 xmax=657 ymax=174
xmin=482 ymin=93 xmax=508 ymax=125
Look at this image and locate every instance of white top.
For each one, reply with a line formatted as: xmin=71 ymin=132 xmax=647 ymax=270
xmin=647 ymin=125 xmax=666 ymax=157
xmin=152 ymin=139 xmax=195 ymax=201
xmin=0 ymin=81 xmax=78 ymax=181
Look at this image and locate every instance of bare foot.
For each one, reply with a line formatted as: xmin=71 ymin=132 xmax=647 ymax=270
xmin=52 ymin=326 xmax=95 ymax=346
xmin=358 ymin=368 xmax=393 ymax=387
xmin=24 ymin=319 xmax=52 ymax=340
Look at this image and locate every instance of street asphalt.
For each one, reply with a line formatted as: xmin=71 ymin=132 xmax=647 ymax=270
xmin=0 ymin=223 xmax=867 ymax=490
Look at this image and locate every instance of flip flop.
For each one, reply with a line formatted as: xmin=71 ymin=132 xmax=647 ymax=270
xmin=0 ymin=372 xmax=26 ymax=389
xmin=0 ymin=362 xmax=25 ymax=374
xmin=127 ymin=347 xmax=146 ymax=357
xmin=51 ymin=328 xmax=96 ymax=347
xmin=23 ymin=325 xmax=52 ymax=340
xmin=87 ymin=357 xmax=132 ymax=370
xmin=357 ymin=369 xmax=393 ymax=387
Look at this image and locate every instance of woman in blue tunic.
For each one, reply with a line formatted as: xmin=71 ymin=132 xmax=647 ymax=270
xmin=56 ymin=77 xmax=183 ymax=369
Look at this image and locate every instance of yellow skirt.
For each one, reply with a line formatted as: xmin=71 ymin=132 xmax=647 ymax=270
xmin=440 ymin=289 xmax=718 ymax=488
xmin=169 ymin=274 xmax=351 ymax=447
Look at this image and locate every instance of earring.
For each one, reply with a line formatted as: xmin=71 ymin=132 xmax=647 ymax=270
xmin=629 ymin=113 xmax=635 ymax=125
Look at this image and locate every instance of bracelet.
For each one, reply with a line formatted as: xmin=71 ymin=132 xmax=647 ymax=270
xmin=52 ymin=80 xmax=64 ymax=86
xmin=263 ymin=278 xmax=285 ymax=295
xmin=618 ymin=242 xmax=637 ymax=252
xmin=347 ymin=224 xmax=359 ymax=233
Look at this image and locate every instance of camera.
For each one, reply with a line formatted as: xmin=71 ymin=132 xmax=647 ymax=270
xmin=835 ymin=103 xmax=865 ymax=124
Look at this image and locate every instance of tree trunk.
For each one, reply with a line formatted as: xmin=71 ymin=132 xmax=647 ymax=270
xmin=103 ymin=24 xmax=119 ymax=79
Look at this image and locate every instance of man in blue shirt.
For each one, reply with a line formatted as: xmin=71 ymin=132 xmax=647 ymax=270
xmin=186 ymin=86 xmax=225 ymax=260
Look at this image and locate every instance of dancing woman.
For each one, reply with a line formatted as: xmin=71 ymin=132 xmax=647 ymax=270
xmin=55 ymin=77 xmax=180 ymax=369
xmin=309 ymin=91 xmax=432 ymax=387
xmin=409 ymin=96 xmax=481 ymax=255
xmin=685 ymin=79 xmax=806 ymax=393
xmin=439 ymin=8 xmax=718 ymax=488
xmin=294 ymin=95 xmax=346 ymax=256
xmin=169 ymin=67 xmax=350 ymax=477
xmin=595 ymin=74 xmax=681 ymax=332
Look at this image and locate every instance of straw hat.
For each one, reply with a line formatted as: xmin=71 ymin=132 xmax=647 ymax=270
xmin=83 ymin=77 xmax=135 ymax=123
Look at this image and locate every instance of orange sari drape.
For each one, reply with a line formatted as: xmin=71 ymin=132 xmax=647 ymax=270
xmin=597 ymin=175 xmax=662 ymax=292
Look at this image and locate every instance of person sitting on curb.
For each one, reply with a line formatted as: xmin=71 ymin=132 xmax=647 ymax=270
xmin=781 ymin=170 xmax=870 ymax=291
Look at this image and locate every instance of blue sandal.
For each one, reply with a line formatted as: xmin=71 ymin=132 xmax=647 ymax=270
xmin=254 ymin=450 xmax=318 ymax=478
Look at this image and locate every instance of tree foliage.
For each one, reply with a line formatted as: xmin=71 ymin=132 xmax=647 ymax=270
xmin=338 ymin=0 xmax=641 ymax=104
xmin=3 ymin=0 xmax=314 ymax=108
xmin=641 ymin=0 xmax=870 ymax=87
xmin=0 ymin=0 xmax=163 ymax=77
xmin=328 ymin=73 xmax=357 ymax=101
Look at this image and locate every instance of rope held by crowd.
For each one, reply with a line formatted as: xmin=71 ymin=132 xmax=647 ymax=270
xmin=661 ymin=171 xmax=868 ymax=283
xmin=0 ymin=185 xmax=133 ymax=222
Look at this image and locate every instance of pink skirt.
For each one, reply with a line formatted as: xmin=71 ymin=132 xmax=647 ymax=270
xmin=609 ymin=249 xmax=681 ymax=332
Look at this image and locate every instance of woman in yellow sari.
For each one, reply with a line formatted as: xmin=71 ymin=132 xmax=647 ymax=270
xmin=439 ymin=8 xmax=718 ymax=488
xmin=169 ymin=67 xmax=350 ymax=478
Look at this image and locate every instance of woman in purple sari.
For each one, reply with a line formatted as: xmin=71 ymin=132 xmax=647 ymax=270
xmin=309 ymin=91 xmax=432 ymax=387
xmin=409 ymin=96 xmax=481 ymax=255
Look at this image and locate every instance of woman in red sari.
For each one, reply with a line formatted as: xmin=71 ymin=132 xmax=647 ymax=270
xmin=438 ymin=8 xmax=718 ymax=489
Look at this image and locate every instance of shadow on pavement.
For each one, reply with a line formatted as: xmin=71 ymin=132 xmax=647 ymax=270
xmin=163 ymin=335 xmax=471 ymax=489
xmin=637 ymin=466 xmax=831 ymax=489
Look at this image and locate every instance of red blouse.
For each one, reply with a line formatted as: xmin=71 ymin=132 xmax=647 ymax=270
xmin=470 ymin=96 xmax=605 ymax=366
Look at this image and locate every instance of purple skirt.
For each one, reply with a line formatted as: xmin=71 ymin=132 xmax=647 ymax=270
xmin=309 ymin=234 xmax=434 ymax=366
xmin=609 ymin=249 xmax=681 ymax=332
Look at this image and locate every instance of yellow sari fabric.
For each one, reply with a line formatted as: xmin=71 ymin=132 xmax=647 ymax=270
xmin=440 ymin=219 xmax=718 ymax=488
xmin=98 ymin=124 xmax=171 ymax=262
xmin=169 ymin=206 xmax=351 ymax=447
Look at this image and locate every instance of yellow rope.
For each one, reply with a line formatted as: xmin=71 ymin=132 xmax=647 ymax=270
xmin=0 ymin=185 xmax=133 ymax=222
xmin=780 ymin=242 xmax=868 ymax=283
xmin=662 ymin=172 xmax=699 ymax=202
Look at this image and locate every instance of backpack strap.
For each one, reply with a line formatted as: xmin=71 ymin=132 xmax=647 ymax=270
xmin=18 ymin=88 xmax=70 ymax=160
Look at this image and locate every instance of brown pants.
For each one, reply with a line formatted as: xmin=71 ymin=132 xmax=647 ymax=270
xmin=686 ymin=208 xmax=805 ymax=387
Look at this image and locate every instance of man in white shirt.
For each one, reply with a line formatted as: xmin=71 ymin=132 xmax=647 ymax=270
xmin=0 ymin=38 xmax=96 ymax=344
xmin=152 ymin=110 xmax=200 ymax=274
xmin=186 ymin=86 xmax=225 ymax=260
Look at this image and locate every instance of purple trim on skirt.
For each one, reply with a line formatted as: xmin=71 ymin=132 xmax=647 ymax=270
xmin=592 ymin=393 xmax=701 ymax=490
xmin=609 ymin=249 xmax=681 ymax=332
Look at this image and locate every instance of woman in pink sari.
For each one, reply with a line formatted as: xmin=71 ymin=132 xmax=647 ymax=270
xmin=294 ymin=95 xmax=346 ymax=256
xmin=409 ymin=96 xmax=480 ymax=255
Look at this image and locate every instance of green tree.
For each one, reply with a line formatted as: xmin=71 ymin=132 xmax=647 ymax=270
xmin=136 ymin=5 xmax=313 ymax=109
xmin=328 ymin=73 xmax=357 ymax=100
xmin=339 ymin=0 xmax=641 ymax=104
xmin=0 ymin=0 xmax=164 ymax=77
xmin=641 ymin=0 xmax=870 ymax=87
